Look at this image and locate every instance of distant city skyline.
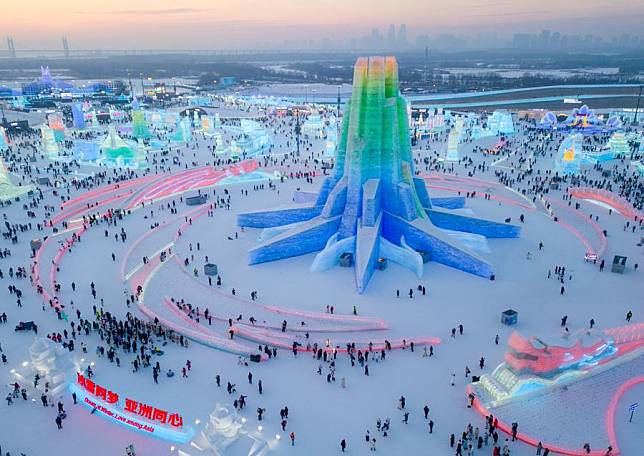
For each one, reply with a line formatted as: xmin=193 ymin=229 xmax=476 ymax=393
xmin=2 ymin=0 xmax=643 ymax=51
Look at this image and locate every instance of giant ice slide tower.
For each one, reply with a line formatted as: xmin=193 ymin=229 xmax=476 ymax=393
xmin=238 ymin=57 xmax=519 ymax=292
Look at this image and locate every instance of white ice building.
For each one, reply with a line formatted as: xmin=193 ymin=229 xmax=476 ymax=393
xmin=12 ymin=338 xmax=75 ymax=397
xmin=487 ymin=110 xmax=514 ymax=136
xmin=40 ymin=126 xmax=60 ymax=157
xmin=445 ymin=117 xmax=464 ymax=162
xmin=179 ymin=403 xmax=273 ymax=456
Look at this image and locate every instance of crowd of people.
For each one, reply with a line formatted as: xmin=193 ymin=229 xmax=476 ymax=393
xmin=0 ymin=101 xmax=640 ymax=456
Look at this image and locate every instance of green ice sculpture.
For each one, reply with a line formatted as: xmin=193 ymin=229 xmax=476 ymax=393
xmin=170 ymin=117 xmax=192 ymax=143
xmin=239 ymin=57 xmax=519 ymax=293
xmin=101 ymin=127 xmax=135 ymax=160
xmin=132 ymin=109 xmax=152 ymax=140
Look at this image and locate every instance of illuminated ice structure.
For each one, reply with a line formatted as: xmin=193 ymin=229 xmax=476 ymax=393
xmin=192 ymin=110 xmax=202 ymax=129
xmin=605 ymin=115 xmax=623 ymax=130
xmin=171 ymin=116 xmax=192 ymax=143
xmin=555 ymin=133 xmax=583 ymax=175
xmin=565 ymin=104 xmax=598 ymax=128
xmin=179 ymin=403 xmax=273 ymax=456
xmin=607 ymin=131 xmax=629 ymax=158
xmin=80 ymin=101 xmax=98 ymax=127
xmin=12 ymin=338 xmax=74 ymax=397
xmin=166 ymin=112 xmax=181 ymax=125
xmin=146 ymin=110 xmax=167 ymax=126
xmin=238 ymin=57 xmax=519 ymax=293
xmin=151 ymin=111 xmax=165 ymax=126
xmin=228 ymin=140 xmax=241 ymax=158
xmin=635 ymin=161 xmax=644 ymax=176
xmin=0 ymin=158 xmax=34 ymax=200
xmin=131 ymin=102 xmax=152 ymax=140
xmin=236 ymin=120 xmax=272 ymax=156
xmin=0 ymin=126 xmax=9 ymax=151
xmin=101 ymin=126 xmax=144 ymax=168
xmin=200 ymin=116 xmax=212 ymax=133
xmin=487 ymin=110 xmax=514 ymax=136
xmin=426 ymin=108 xmax=447 ymax=132
xmin=41 ymin=65 xmax=52 ymax=85
xmin=47 ymin=113 xmax=65 ymax=142
xmin=201 ymin=114 xmax=223 ymax=137
xmin=303 ymin=114 xmax=325 ymax=137
xmin=40 ymin=126 xmax=60 ymax=157
xmin=72 ymin=103 xmax=85 ymax=129
xmin=188 ymin=96 xmax=213 ymax=107
xmin=212 ymin=133 xmax=225 ymax=154
xmin=445 ymin=117 xmax=464 ymax=162
xmin=582 ymin=131 xmax=625 ymax=164
xmin=220 ymin=120 xmax=272 ymax=157
xmin=74 ymin=140 xmax=101 ymax=162
xmin=131 ymin=110 xmax=151 ymax=140
xmin=12 ymin=96 xmax=28 ymax=109
xmin=539 ymin=106 xmax=620 ymax=136
xmin=470 ymin=324 xmax=643 ymax=406
xmin=324 ymin=122 xmax=338 ymax=158
xmin=114 ymin=110 xmax=130 ymax=122
xmin=413 ymin=108 xmax=453 ymax=138
xmin=633 ymin=134 xmax=644 ymax=176
xmin=539 ymin=111 xmax=558 ymax=128
xmin=471 ymin=111 xmax=513 ymax=140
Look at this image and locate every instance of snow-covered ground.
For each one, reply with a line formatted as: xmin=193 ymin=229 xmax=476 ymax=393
xmin=0 ymin=106 xmax=641 ymax=456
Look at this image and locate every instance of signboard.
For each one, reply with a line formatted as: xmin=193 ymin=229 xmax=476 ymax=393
xmin=70 ymin=373 xmax=194 ymax=443
xmin=629 ymin=402 xmax=638 ymax=422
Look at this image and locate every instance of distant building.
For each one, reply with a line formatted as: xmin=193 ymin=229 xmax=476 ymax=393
xmin=387 ymin=24 xmax=396 ymax=49
xmin=0 ymin=85 xmax=13 ymax=98
xmin=20 ymin=66 xmax=126 ymax=98
xmin=371 ymin=28 xmax=383 ymax=49
xmin=538 ymin=29 xmax=551 ymax=48
xmin=219 ymin=77 xmax=237 ymax=87
xmin=398 ymin=24 xmax=408 ymax=48
xmin=512 ymin=34 xmax=531 ymax=49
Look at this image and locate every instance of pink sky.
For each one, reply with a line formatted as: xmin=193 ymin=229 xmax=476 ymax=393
xmin=3 ymin=0 xmax=643 ymax=49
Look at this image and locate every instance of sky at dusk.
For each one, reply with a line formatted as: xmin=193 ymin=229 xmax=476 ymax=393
xmin=3 ymin=0 xmax=644 ymax=49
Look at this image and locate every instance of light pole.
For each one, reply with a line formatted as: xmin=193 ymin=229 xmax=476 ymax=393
xmin=295 ymin=113 xmax=301 ymax=157
xmin=634 ymin=85 xmax=642 ymax=125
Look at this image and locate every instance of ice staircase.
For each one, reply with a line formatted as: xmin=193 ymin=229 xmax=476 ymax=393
xmin=479 ymin=365 xmax=520 ymax=402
